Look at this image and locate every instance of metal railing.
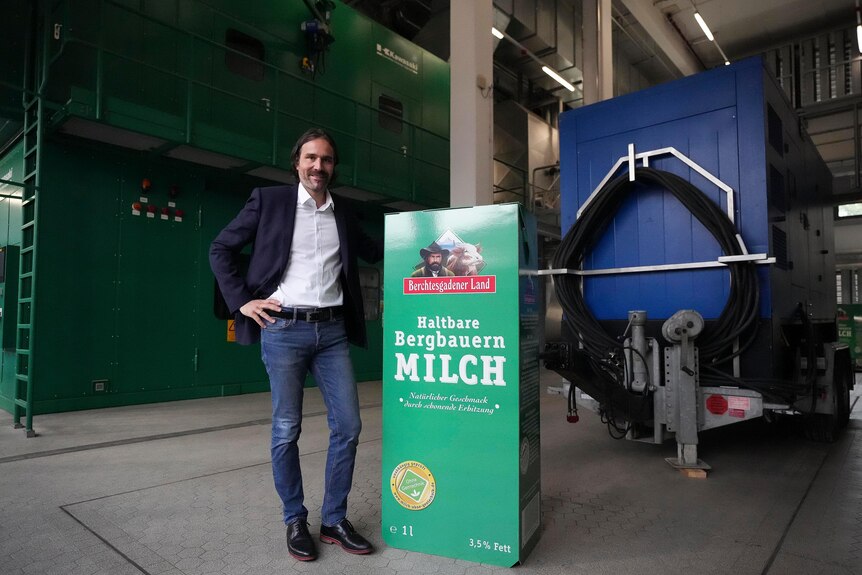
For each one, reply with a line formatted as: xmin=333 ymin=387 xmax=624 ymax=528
xmin=46 ymin=0 xmax=449 ymax=204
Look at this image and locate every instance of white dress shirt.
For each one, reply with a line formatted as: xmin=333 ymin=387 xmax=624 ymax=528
xmin=268 ymin=184 xmax=343 ymax=308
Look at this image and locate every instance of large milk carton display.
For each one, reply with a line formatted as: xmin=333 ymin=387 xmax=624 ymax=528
xmin=381 ymin=204 xmax=541 ymax=566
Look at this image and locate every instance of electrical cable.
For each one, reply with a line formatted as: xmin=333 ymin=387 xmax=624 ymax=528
xmin=699 ymin=365 xmax=808 ymax=404
xmin=553 ymin=167 xmax=762 ymax=433
xmin=622 ymin=345 xmax=651 ymax=391
xmin=554 ymin=166 xmax=760 ymax=364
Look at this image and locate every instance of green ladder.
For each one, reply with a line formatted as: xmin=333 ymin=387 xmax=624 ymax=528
xmin=13 ymin=95 xmax=39 ymax=438
xmin=13 ymin=6 xmax=42 ymax=437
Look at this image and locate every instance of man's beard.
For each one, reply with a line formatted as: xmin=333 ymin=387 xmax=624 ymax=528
xmin=427 ymin=263 xmax=442 ymax=274
xmin=302 ymin=170 xmax=330 ymax=192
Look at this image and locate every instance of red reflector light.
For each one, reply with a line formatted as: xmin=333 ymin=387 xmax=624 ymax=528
xmin=706 ymin=394 xmax=728 ymax=415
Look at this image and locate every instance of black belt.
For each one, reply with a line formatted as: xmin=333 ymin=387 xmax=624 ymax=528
xmin=270 ymin=306 xmax=343 ymax=323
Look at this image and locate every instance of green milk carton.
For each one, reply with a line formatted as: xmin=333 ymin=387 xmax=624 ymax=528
xmin=381 ymin=204 xmax=541 ymax=566
xmin=837 ymin=304 xmax=862 ymax=369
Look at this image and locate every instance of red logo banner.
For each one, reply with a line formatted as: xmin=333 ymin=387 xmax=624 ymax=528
xmin=403 ymin=276 xmax=497 ymax=295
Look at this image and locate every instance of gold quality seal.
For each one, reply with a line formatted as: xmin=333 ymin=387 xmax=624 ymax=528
xmin=390 ymin=460 xmax=436 ymax=510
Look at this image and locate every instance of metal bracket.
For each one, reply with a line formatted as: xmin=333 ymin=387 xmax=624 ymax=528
xmin=578 ymin=145 xmax=736 ymax=223
xmin=543 ymin=146 xmax=773 ymax=280
xmin=537 ymin=252 xmax=776 ymax=277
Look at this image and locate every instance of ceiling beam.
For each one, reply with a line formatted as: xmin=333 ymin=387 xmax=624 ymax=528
xmin=618 ymin=0 xmax=702 ymax=77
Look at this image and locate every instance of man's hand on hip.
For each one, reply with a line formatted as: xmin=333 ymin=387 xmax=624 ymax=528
xmin=240 ymin=298 xmax=282 ymax=328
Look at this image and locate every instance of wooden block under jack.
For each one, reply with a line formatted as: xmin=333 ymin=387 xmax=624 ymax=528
xmin=665 ymin=457 xmax=711 ymax=479
xmin=678 ymin=467 xmax=709 ymax=479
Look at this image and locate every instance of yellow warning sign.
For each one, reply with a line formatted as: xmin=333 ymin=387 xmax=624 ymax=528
xmin=227 ymin=319 xmax=236 ymax=342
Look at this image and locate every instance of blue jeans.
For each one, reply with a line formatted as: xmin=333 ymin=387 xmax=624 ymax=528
xmin=260 ymin=317 xmax=361 ymax=526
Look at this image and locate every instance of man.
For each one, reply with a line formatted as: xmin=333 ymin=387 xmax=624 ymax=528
xmin=209 ymin=128 xmax=382 ymax=562
xmin=410 ymin=242 xmax=455 ymax=277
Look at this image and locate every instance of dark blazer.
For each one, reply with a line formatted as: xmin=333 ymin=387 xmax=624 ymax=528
xmin=209 ymin=184 xmax=383 ymax=347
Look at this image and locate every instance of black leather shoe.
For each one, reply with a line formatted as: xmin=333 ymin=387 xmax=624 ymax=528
xmin=319 ymin=518 xmax=374 ymax=554
xmin=286 ymin=519 xmax=317 ymax=561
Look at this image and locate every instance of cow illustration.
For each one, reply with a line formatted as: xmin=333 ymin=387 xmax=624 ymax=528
xmin=446 ymin=243 xmax=484 ymax=276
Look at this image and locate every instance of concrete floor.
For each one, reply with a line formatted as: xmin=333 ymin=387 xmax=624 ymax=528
xmin=0 ymin=370 xmax=859 ymax=575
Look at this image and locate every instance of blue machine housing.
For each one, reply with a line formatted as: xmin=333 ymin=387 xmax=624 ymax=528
xmin=559 ymin=57 xmax=835 ymax=380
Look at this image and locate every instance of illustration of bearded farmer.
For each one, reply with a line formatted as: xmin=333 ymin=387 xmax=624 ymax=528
xmin=410 ymin=242 xmax=455 ymax=277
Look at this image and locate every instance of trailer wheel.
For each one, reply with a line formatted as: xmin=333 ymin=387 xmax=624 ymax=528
xmin=803 ymin=414 xmax=838 ymax=442
xmin=803 ymin=350 xmax=851 ymax=442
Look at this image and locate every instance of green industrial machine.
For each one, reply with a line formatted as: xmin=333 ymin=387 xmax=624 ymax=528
xmin=0 ymin=145 xmax=24 ymax=418
xmin=0 ymin=0 xmax=450 ymax=430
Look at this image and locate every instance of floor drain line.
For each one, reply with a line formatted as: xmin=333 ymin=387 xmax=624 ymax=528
xmin=0 ymin=401 xmax=383 ymax=464
xmin=60 ymin=506 xmax=153 ymax=575
xmin=760 ymin=449 xmax=830 ymax=575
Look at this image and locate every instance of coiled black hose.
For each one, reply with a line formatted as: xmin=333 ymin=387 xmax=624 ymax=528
xmin=553 ymin=167 xmax=760 ymax=370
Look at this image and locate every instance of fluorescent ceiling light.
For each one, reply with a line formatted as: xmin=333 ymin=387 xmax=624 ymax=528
xmin=694 ymin=11 xmax=714 ymax=42
xmin=493 ymin=26 xmax=578 ymax=94
xmin=542 ymin=66 xmax=575 ymax=92
xmin=858 ymin=0 xmax=862 ymax=53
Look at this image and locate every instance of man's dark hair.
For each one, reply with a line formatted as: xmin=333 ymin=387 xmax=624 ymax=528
xmin=290 ymin=127 xmax=339 ymax=179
